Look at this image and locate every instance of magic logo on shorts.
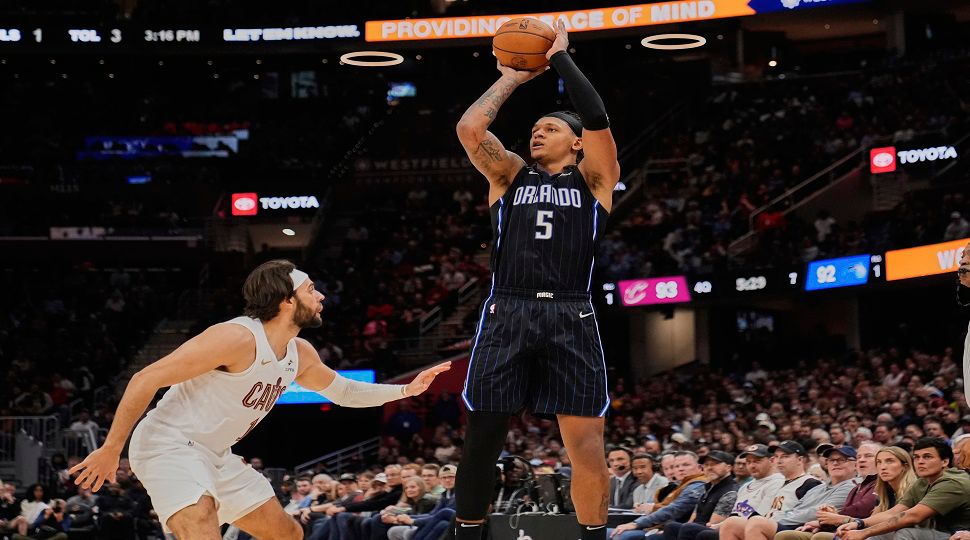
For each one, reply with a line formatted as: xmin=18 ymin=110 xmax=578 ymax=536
xmin=241 ymin=377 xmax=287 ymax=411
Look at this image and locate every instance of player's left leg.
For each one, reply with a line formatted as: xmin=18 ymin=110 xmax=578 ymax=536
xmin=232 ymin=497 xmax=302 ymax=540
xmin=559 ymin=414 xmax=609 ymax=540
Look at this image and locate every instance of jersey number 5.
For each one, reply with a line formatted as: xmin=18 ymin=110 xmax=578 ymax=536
xmin=535 ymin=211 xmax=553 ymax=240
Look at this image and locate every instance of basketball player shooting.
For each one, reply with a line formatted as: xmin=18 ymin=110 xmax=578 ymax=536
xmin=68 ymin=260 xmax=450 ymax=539
xmin=453 ymin=21 xmax=620 ymax=540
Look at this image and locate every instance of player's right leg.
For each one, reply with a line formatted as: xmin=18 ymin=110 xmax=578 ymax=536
xmin=166 ymin=495 xmax=222 ymax=540
xmin=455 ymin=293 xmax=529 ymax=539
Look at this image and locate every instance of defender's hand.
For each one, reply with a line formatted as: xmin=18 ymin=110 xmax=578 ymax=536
xmin=404 ymin=362 xmax=452 ymax=397
xmin=545 ymin=20 xmax=569 ymax=59
xmin=69 ymin=447 xmax=119 ymax=492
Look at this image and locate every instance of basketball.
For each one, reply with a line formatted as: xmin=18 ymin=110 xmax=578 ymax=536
xmin=493 ymin=17 xmax=557 ymax=71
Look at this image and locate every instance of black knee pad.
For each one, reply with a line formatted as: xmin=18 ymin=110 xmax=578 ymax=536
xmin=454 ymin=410 xmax=511 ymax=520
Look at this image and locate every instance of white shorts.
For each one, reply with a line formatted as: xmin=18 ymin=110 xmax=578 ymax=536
xmin=129 ymin=420 xmax=275 ymax=533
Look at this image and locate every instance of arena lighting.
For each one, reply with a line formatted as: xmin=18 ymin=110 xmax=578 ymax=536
xmin=339 ymin=51 xmax=403 ymax=67
xmin=640 ymin=33 xmax=706 ymax=50
xmin=281 ymin=228 xmax=295 ymax=236
xmin=768 ymin=59 xmax=778 ymax=67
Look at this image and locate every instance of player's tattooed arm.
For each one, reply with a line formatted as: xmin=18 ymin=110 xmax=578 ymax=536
xmin=470 ymin=76 xmax=518 ymax=121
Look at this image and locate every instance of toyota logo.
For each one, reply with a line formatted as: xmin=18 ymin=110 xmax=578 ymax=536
xmin=871 ymin=152 xmax=893 ymax=168
xmin=234 ymin=197 xmax=256 ymax=211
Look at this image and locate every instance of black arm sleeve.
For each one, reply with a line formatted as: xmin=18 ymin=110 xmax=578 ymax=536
xmin=549 ymin=51 xmax=610 ymax=131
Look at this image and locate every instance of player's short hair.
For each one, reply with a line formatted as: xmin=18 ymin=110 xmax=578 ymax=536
xmin=243 ymin=259 xmax=297 ymax=321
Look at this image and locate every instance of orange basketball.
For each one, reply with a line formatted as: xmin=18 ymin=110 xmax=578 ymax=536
xmin=492 ymin=17 xmax=556 ymax=71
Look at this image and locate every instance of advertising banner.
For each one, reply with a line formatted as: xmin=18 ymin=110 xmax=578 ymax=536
xmin=365 ymin=0 xmax=867 ymax=42
xmin=886 ymin=238 xmax=969 ymax=281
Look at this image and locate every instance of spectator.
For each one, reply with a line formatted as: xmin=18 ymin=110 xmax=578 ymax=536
xmin=661 ymin=451 xmax=739 ymax=540
xmin=734 ymin=455 xmax=752 ymax=485
xmin=718 ymin=442 xmax=821 ymax=540
xmin=768 ymin=446 xmax=871 ymax=540
xmin=93 ymin=482 xmax=136 ymax=540
xmin=369 ymin=477 xmax=437 ymax=540
xmin=609 ymin=451 xmax=709 ymax=538
xmin=836 ymin=438 xmax=970 ymax=540
xmin=419 ymin=465 xmax=443 ymax=498
xmin=944 ymin=212 xmax=970 ymax=242
xmin=328 ymin=466 xmax=404 ymax=540
xmin=17 ymin=498 xmax=70 ymax=540
xmin=284 ymin=475 xmax=314 ymax=514
xmin=386 ymin=465 xmax=457 ymax=540
xmin=0 ymin=483 xmax=24 ymax=537
xmin=608 ymin=447 xmax=638 ymax=510
xmin=872 ymin=446 xmax=917 ymax=513
xmin=632 ymin=454 xmax=670 ymax=511
xmin=15 ymin=484 xmax=50 ymax=537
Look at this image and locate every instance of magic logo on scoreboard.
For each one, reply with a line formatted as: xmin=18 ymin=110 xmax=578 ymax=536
xmin=805 ymin=254 xmax=871 ymax=291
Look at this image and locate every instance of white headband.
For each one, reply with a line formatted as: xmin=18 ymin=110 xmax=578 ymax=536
xmin=290 ymin=269 xmax=309 ymax=291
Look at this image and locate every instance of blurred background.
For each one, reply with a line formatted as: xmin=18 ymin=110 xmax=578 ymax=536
xmin=1 ymin=0 xmax=969 ymax=537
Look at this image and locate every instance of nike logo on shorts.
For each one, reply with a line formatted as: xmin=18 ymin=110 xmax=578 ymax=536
xmin=579 ymin=311 xmax=593 ymax=319
xmin=261 ymin=358 xmax=271 ymax=366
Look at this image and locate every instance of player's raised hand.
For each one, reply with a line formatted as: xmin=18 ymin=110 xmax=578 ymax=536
xmin=496 ymin=60 xmax=549 ymax=84
xmin=404 ymin=361 xmax=452 ymax=397
xmin=69 ymin=446 xmax=119 ymax=492
xmin=545 ymin=19 xmax=569 ymax=59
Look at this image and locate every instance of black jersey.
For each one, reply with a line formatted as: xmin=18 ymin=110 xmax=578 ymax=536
xmin=488 ymin=164 xmax=608 ymax=293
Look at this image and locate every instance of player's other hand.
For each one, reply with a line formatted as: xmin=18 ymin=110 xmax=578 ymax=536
xmin=69 ymin=447 xmax=119 ymax=492
xmin=404 ymin=362 xmax=452 ymax=397
xmin=496 ymin=60 xmax=548 ymax=85
xmin=545 ymin=20 xmax=569 ymax=59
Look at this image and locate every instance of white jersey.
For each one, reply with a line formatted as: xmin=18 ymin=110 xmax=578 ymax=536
xmin=765 ymin=474 xmax=818 ymax=519
xmin=731 ymin=472 xmax=784 ymax=518
xmin=139 ymin=316 xmax=299 ymax=454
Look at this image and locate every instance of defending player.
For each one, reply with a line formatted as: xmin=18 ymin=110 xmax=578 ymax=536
xmin=69 ymin=259 xmax=450 ymax=540
xmin=453 ymin=21 xmax=620 ymax=540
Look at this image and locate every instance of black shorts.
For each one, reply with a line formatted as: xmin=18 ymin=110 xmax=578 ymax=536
xmin=460 ymin=287 xmax=610 ymax=417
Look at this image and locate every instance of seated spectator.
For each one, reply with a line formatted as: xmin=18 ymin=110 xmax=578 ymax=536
xmin=632 ymin=453 xmax=670 ymax=511
xmin=15 ymin=484 xmax=50 ymax=537
xmin=661 ymin=451 xmax=739 ymax=540
xmin=367 ymin=476 xmax=437 ymax=540
xmin=609 ymin=451 xmax=708 ymax=538
xmin=608 ymin=447 xmax=638 ymax=510
xmin=419 ymin=464 xmax=443 ymax=498
xmin=0 ymin=483 xmax=20 ymax=537
xmin=284 ymin=475 xmax=314 ymax=514
xmin=303 ymin=474 xmax=364 ymax=540
xmin=95 ymin=482 xmax=136 ymax=540
xmin=327 ymin=466 xmax=403 ymax=540
xmin=870 ymin=446 xmax=917 ymax=515
xmin=733 ymin=455 xmax=752 ymax=485
xmin=836 ymin=438 xmax=970 ymax=540
xmin=63 ymin=487 xmax=97 ymax=530
xmin=799 ymin=443 xmax=881 ymax=540
xmin=17 ymin=498 xmax=70 ymax=540
xmin=386 ymin=465 xmax=457 ymax=540
xmin=761 ymin=445 xmax=875 ymax=540
xmin=718 ymin=442 xmax=822 ymax=540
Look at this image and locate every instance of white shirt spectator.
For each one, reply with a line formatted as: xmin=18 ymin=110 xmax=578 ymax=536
xmin=633 ymin=474 xmax=670 ymax=506
xmin=944 ymin=213 xmax=970 ymax=241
